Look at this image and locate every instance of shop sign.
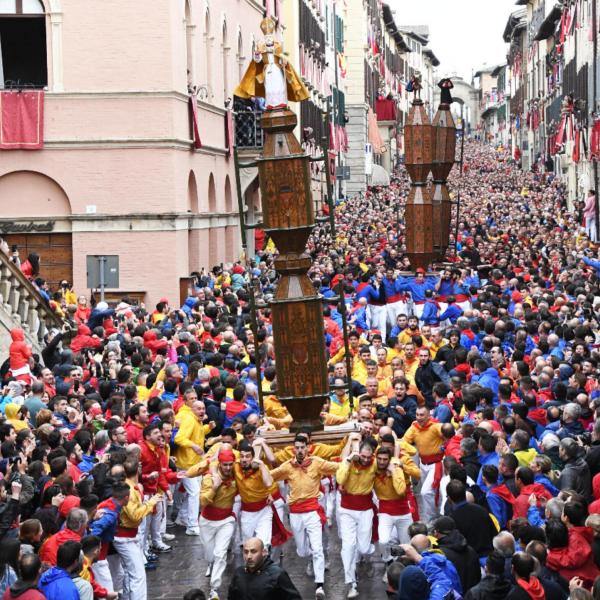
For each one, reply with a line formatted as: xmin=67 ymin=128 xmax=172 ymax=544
xmin=0 ymin=221 xmax=56 ymax=234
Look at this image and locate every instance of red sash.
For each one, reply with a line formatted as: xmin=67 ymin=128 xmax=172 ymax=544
xmin=240 ymin=499 xmax=269 ymax=512
xmin=271 ymin=506 xmax=292 ymax=547
xmin=378 ymin=498 xmax=410 ymax=516
xmin=115 ymin=527 xmax=138 ymax=538
xmin=420 ymin=453 xmax=444 ymax=465
xmin=340 ymin=493 xmax=374 ymax=511
xmin=201 ymin=505 xmax=235 ymax=521
xmin=289 ymin=498 xmax=326 ymax=528
xmin=407 ymin=487 xmax=420 ymax=522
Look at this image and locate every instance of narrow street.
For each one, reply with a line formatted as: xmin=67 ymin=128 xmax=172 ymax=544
xmin=147 ymin=521 xmax=389 ymax=600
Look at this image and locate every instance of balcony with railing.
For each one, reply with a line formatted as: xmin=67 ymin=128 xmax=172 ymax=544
xmin=235 ymin=110 xmax=264 ymax=150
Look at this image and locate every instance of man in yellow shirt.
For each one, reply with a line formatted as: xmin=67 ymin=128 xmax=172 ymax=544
xmin=234 ymin=440 xmax=277 ymax=546
xmin=398 ymin=315 xmax=421 ymax=345
xmin=174 ymin=389 xmax=213 ymax=536
xmin=403 ymin=406 xmax=444 ymax=523
xmin=324 ymin=378 xmax=353 ymax=424
xmin=263 ymin=390 xmax=293 ymax=430
xmin=114 ymin=458 xmax=161 ymax=600
xmin=200 ymin=447 xmax=238 ymax=600
xmin=270 ymin=435 xmax=339 ymax=599
xmin=336 ymin=441 xmax=377 ymax=599
xmin=400 ymin=341 xmax=419 ymax=385
xmin=274 ymin=428 xmax=346 ymax=464
xmin=373 ymin=446 xmax=410 ymax=562
xmin=428 ymin=329 xmax=447 ymax=359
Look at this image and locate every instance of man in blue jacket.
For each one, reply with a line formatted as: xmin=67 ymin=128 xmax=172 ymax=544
xmin=470 ymin=359 xmax=500 ymax=402
xmin=39 ymin=540 xmax=83 ymax=600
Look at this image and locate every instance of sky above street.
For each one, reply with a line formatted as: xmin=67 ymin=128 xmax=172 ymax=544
xmin=389 ymin=0 xmax=517 ymax=82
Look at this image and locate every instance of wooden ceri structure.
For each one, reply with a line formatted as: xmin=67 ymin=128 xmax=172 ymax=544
xmin=404 ymin=76 xmax=456 ymax=270
xmin=234 ymin=18 xmax=329 ymax=432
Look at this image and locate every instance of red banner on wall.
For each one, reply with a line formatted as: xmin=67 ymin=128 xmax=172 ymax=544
xmin=0 ymin=90 xmax=44 ymax=150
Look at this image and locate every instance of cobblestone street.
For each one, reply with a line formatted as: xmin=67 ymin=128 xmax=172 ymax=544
xmin=147 ymin=521 xmax=390 ymax=600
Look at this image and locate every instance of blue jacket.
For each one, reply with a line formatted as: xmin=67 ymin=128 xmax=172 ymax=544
xmin=87 ymin=307 xmax=115 ymax=330
xmin=438 ymin=303 xmax=463 ymax=324
xmin=583 ymin=256 xmax=600 ymax=277
xmin=421 ymin=301 xmax=440 ymax=325
xmin=39 ymin=567 xmax=79 ymax=600
xmin=89 ymin=498 xmax=122 ymax=543
xmin=471 ymin=367 xmax=500 ymax=401
xmin=352 ymin=306 xmax=369 ymax=331
xmin=419 ymin=551 xmax=461 ymax=597
xmin=356 ymin=284 xmax=383 ymax=304
xmin=389 ymin=324 xmax=406 ymax=339
xmin=181 ymin=296 xmax=198 ymax=316
xmin=476 ymin=451 xmax=499 ymax=489
xmin=396 ymin=277 xmax=437 ymax=302
xmin=78 ymin=454 xmax=96 ymax=473
xmin=534 ymin=474 xmax=559 ymax=497
xmin=486 ymin=487 xmax=512 ymax=530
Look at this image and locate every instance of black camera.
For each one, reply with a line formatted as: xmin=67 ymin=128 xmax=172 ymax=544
xmin=389 ymin=546 xmax=405 ymax=557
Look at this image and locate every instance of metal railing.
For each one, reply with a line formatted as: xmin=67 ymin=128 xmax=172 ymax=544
xmin=235 ymin=110 xmax=263 ymax=149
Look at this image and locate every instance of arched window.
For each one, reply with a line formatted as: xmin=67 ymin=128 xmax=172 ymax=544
xmin=0 ymin=0 xmax=47 ymax=88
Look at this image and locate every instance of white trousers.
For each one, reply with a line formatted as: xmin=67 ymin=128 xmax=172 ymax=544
xmin=113 ymin=536 xmax=146 ymax=600
xmin=240 ymin=505 xmax=273 ymax=546
xmin=178 ymin=475 xmax=200 ymax=529
xmin=107 ymin=554 xmax=123 ymax=593
xmin=138 ymin=494 xmax=164 ymax=552
xmin=199 ymin=515 xmax=235 ymax=591
xmin=412 ymin=303 xmax=424 ymax=319
xmin=338 ymin=507 xmax=374 ymax=585
xmin=289 ymin=511 xmax=325 ymax=584
xmin=91 ymin=559 xmax=114 ymax=593
xmin=419 ymin=462 xmax=438 ymax=523
xmin=386 ymin=302 xmax=407 ymax=329
xmin=378 ymin=512 xmax=413 ymax=560
xmin=457 ymin=300 xmax=471 ymax=313
xmin=367 ymin=304 xmax=387 ymax=339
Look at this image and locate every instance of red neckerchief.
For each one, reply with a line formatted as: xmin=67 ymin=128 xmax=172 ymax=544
xmin=413 ymin=418 xmax=438 ymax=432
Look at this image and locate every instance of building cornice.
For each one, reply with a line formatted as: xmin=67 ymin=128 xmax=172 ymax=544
xmin=46 ymin=90 xmax=227 ymax=117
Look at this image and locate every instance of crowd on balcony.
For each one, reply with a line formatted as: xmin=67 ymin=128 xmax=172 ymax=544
xmin=1 ymin=140 xmax=600 ymax=600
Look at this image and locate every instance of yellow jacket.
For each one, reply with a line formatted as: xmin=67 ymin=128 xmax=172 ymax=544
xmin=119 ymin=478 xmax=158 ymax=529
xmin=403 ymin=420 xmax=444 ymax=459
xmin=174 ymin=405 xmax=211 ymax=469
xmin=264 ymin=394 xmax=293 ymax=429
xmin=373 ymin=463 xmax=407 ymax=500
xmin=336 ymin=460 xmax=377 ymax=495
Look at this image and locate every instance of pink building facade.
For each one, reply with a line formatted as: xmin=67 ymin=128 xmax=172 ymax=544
xmin=0 ymin=0 xmax=265 ymax=305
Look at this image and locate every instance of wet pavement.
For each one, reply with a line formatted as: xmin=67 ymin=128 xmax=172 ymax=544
xmin=147 ymin=520 xmax=392 ymax=600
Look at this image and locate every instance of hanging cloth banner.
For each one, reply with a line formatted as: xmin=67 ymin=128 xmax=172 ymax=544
xmin=573 ymin=128 xmax=581 ymax=163
xmin=189 ymin=92 xmax=202 ymax=149
xmin=591 ymin=118 xmax=600 ymax=160
xmin=554 ymin=113 xmax=567 ymax=153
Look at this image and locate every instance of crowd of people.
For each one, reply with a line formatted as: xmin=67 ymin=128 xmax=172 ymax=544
xmin=1 ymin=140 xmax=600 ymax=600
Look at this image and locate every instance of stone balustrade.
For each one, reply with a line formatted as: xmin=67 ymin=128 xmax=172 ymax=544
xmin=0 ymin=250 xmax=63 ymax=362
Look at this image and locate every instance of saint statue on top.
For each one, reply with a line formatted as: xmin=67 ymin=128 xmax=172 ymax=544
xmin=234 ymin=17 xmax=309 ymax=109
